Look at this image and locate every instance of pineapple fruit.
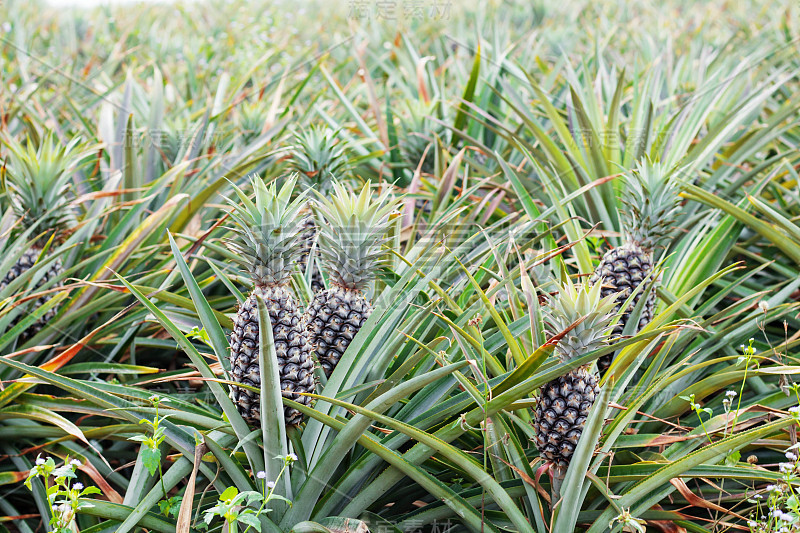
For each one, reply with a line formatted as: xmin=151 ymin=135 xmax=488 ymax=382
xmin=533 ymin=279 xmax=617 ymax=480
xmin=305 ymin=182 xmax=397 ymax=378
xmin=1 ymin=133 xmax=92 ymax=342
xmin=224 ymin=175 xmax=316 ymax=426
xmin=288 ymin=127 xmax=350 ymax=293
xmin=590 ymin=161 xmax=681 ymax=373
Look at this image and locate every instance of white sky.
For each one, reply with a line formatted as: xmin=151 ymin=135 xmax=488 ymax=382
xmin=45 ymin=0 xmax=183 ymax=5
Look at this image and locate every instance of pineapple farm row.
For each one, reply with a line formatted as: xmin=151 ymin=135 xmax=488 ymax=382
xmin=1 ymin=0 xmax=799 ymax=532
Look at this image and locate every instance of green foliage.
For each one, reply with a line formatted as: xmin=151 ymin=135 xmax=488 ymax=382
xmin=202 ymin=487 xmax=266 ymax=532
xmin=25 ymin=456 xmax=101 ymax=532
xmin=1 ymin=1 xmax=799 ymax=532
xmin=128 ymin=397 xmax=169 ymax=475
xmin=158 ymin=496 xmax=182 ymax=518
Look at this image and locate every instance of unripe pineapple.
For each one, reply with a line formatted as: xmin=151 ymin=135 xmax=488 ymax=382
xmin=0 ymin=249 xmax=63 ymax=342
xmin=533 ymin=279 xmax=617 ymax=480
xmin=224 ymin=175 xmax=316 ymax=426
xmin=305 ymin=182 xmax=397 ymax=377
xmin=590 ymin=161 xmax=681 ymax=373
xmin=1 ymin=133 xmax=93 ymax=342
xmin=288 ymin=127 xmax=350 ymax=293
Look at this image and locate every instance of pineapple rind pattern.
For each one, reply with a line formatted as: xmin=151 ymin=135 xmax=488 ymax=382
xmin=306 ymin=288 xmax=372 ymax=377
xmin=305 ymin=181 xmax=397 ymax=377
xmin=0 ymin=248 xmax=63 ymax=342
xmin=533 ymin=367 xmax=600 ymax=470
xmin=229 ymin=286 xmax=315 ymax=427
xmin=591 ymin=162 xmax=679 ymax=373
xmin=225 ymin=175 xmax=316 ymax=427
xmin=590 ymin=242 xmax=656 ymax=339
xmin=532 ymin=279 xmax=616 ymax=472
xmin=0 ymin=133 xmax=89 ymax=343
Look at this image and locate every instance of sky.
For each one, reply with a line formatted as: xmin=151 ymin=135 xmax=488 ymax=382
xmin=45 ymin=0 xmax=182 ymax=6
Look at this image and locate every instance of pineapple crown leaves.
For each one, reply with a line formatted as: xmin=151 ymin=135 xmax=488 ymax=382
xmin=402 ymin=98 xmax=449 ymax=131
xmin=543 ymin=277 xmax=619 ymax=363
xmin=237 ymin=102 xmax=268 ymax=135
xmin=619 ymin=160 xmax=683 ymax=251
xmin=288 ymin=127 xmax=349 ymax=194
xmin=311 ymin=180 xmax=399 ymax=290
xmin=400 ymin=99 xmax=448 ymax=161
xmin=223 ymin=174 xmax=308 ymax=287
xmin=1 ymin=132 xmax=95 ymax=237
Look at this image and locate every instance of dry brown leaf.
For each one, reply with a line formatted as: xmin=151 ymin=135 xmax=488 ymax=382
xmin=669 ymin=478 xmax=747 ymax=521
xmin=648 ymin=519 xmax=687 ymax=533
xmin=176 ymin=441 xmax=207 ymax=532
xmin=80 ymin=461 xmax=123 ymax=504
xmin=416 ymin=57 xmax=434 ymax=104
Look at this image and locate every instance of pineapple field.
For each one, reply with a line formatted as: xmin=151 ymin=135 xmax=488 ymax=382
xmin=1 ymin=0 xmax=800 ymax=531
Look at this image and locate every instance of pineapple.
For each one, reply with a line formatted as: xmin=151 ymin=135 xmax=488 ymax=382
xmin=305 ymin=182 xmax=396 ymax=377
xmin=224 ymin=175 xmax=316 ymax=426
xmin=590 ymin=161 xmax=681 ymax=373
xmin=1 ymin=133 xmax=92 ymax=342
xmin=533 ymin=279 xmax=617 ymax=481
xmin=288 ymin=127 xmax=350 ymax=293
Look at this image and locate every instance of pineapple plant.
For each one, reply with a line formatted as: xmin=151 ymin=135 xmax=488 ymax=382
xmin=288 ymin=127 xmax=349 ymax=186
xmin=590 ymin=161 xmax=682 ymax=373
xmin=288 ymin=127 xmax=350 ymax=293
xmin=305 ymin=181 xmax=397 ymax=377
xmin=399 ymin=100 xmax=447 ymax=177
xmin=398 ymin=101 xmax=449 ymax=222
xmin=236 ymin=100 xmax=269 ymax=145
xmin=533 ymin=278 xmax=617 ymax=483
xmin=224 ymin=175 xmax=316 ymax=426
xmin=0 ymin=133 xmax=93 ymax=342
